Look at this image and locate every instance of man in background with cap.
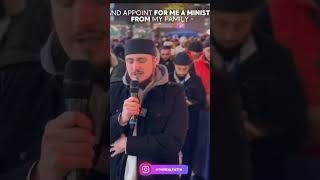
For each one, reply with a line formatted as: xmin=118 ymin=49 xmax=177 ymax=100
xmin=212 ymin=0 xmax=306 ymax=139
xmin=187 ymin=38 xmax=210 ymax=180
xmin=190 ymin=38 xmax=210 ymax=111
xmin=212 ymin=0 xmax=307 ymax=179
xmin=169 ymin=51 xmax=206 ymax=180
xmin=186 ymin=41 xmax=203 ymax=61
xmin=110 ymin=38 xmax=188 ymax=180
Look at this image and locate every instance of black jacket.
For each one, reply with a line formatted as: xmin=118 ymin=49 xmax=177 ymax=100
xmin=110 ymin=80 xmax=188 ymax=180
xmin=0 ymin=62 xmax=108 ymax=180
xmin=169 ymin=72 xmax=206 ymax=112
xmin=231 ymin=34 xmax=307 ymax=180
xmin=111 ymin=57 xmax=126 ymax=83
xmin=221 ymin=33 xmax=307 ymax=140
xmin=159 ymin=58 xmax=175 ymax=75
xmin=212 ymin=64 xmax=254 ymax=180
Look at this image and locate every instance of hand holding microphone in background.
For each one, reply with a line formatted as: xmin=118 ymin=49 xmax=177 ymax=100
xmin=119 ymin=80 xmax=140 ymax=126
xmin=110 ymin=95 xmax=140 ymax=158
xmin=31 ymin=60 xmax=98 ymax=180
xmin=111 ymin=80 xmax=140 ymax=157
xmin=32 ymin=112 xmax=96 ymax=180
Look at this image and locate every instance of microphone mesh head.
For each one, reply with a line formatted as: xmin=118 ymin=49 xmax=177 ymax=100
xmin=130 ymin=80 xmax=139 ymax=94
xmin=64 ymin=60 xmax=92 ymax=99
xmin=64 ymin=60 xmax=92 ymax=81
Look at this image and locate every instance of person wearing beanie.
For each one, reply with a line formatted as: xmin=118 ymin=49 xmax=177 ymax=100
xmin=187 ymin=40 xmax=203 ymax=61
xmin=169 ymin=51 xmax=206 ymax=180
xmin=110 ymin=38 xmax=188 ymax=180
xmin=212 ymin=0 xmax=307 ymax=180
xmin=213 ymin=0 xmax=305 ymax=139
xmin=188 ymin=38 xmax=211 ymax=180
xmin=190 ymin=38 xmax=210 ymax=107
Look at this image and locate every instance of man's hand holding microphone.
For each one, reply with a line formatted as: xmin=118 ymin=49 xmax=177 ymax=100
xmin=110 ymin=80 xmax=140 ymax=158
xmin=31 ymin=61 xmax=97 ymax=180
xmin=32 ymin=112 xmax=96 ymax=180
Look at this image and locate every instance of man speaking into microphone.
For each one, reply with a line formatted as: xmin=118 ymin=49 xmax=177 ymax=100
xmin=110 ymin=38 xmax=188 ymax=180
xmin=0 ymin=0 xmax=108 ymax=180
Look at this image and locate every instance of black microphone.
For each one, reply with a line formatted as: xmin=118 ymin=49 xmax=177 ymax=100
xmin=129 ymin=80 xmax=139 ymax=128
xmin=64 ymin=60 xmax=92 ymax=180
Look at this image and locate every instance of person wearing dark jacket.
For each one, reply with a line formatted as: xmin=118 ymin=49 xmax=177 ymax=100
xmin=0 ymin=0 xmax=108 ymax=180
xmin=212 ymin=0 xmax=307 ymax=179
xmin=0 ymin=0 xmax=51 ymax=68
xmin=190 ymin=38 xmax=210 ymax=111
xmin=254 ymin=0 xmax=320 ymax=179
xmin=212 ymin=0 xmax=306 ymax=141
xmin=159 ymin=45 xmax=175 ymax=74
xmin=110 ymin=38 xmax=188 ymax=180
xmin=169 ymin=51 xmax=206 ymax=180
xmin=188 ymin=39 xmax=211 ymax=180
xmin=111 ymin=50 xmax=126 ymax=83
xmin=112 ymin=39 xmax=125 ymax=60
xmin=186 ymin=41 xmax=203 ymax=61
xmin=212 ymin=57 xmax=254 ymax=180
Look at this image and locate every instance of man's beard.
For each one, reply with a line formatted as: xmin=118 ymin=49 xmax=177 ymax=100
xmin=139 ymin=74 xmax=154 ymax=90
xmin=212 ymin=36 xmax=243 ymax=62
xmin=161 ymin=57 xmax=170 ymax=61
xmin=126 ymin=72 xmax=154 ymax=90
xmin=176 ymin=73 xmax=186 ymax=81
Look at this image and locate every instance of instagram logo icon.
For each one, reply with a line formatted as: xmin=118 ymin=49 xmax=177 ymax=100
xmin=139 ymin=162 xmax=152 ymax=176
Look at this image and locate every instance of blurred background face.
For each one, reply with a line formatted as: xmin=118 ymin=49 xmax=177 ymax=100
xmin=212 ymin=10 xmax=254 ymax=51
xmin=179 ymin=37 xmax=187 ymax=47
xmin=203 ymin=47 xmax=210 ymax=60
xmin=181 ymin=41 xmax=187 ymax=47
xmin=50 ymin=0 xmax=107 ymax=65
xmin=113 ymin=39 xmax=119 ymax=46
xmin=175 ymin=64 xmax=190 ymax=77
xmin=125 ymin=54 xmax=157 ymax=83
xmin=160 ymin=48 xmax=171 ymax=61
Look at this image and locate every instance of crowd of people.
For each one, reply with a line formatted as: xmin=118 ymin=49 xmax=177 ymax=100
xmin=1 ymin=0 xmax=320 ymax=180
xmin=110 ymin=34 xmax=211 ymax=180
xmin=213 ymin=0 xmax=320 ymax=180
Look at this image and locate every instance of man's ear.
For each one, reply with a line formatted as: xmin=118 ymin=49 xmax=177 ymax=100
xmin=154 ymin=57 xmax=159 ymax=65
xmin=152 ymin=57 xmax=159 ymax=70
